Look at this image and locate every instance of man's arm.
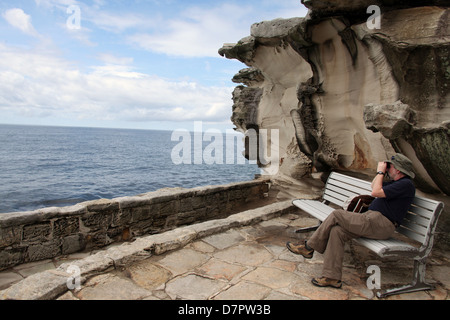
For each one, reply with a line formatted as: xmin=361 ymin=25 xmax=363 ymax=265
xmin=371 ymin=162 xmax=387 ymax=198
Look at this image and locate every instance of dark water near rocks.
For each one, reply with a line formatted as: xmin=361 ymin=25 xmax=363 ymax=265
xmin=0 ymin=124 xmax=259 ymax=213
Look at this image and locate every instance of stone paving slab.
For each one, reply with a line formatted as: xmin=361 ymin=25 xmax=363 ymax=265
xmin=1 ymin=199 xmax=449 ymax=301
xmin=76 ymin=273 xmax=153 ymax=300
xmin=165 ymin=274 xmax=228 ymax=300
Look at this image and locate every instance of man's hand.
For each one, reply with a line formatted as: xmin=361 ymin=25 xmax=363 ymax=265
xmin=371 ymin=162 xmax=387 ymax=198
xmin=377 ymin=162 xmax=387 ymax=174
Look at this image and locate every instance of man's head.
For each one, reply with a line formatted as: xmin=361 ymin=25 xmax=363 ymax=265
xmin=385 ymin=153 xmax=415 ymax=179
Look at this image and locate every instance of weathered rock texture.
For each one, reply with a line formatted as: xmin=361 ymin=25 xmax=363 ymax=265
xmin=219 ymin=2 xmax=449 ymax=193
xmin=219 ymin=1 xmax=449 ymax=241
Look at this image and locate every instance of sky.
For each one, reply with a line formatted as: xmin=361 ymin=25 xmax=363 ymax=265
xmin=0 ymin=0 xmax=308 ymax=132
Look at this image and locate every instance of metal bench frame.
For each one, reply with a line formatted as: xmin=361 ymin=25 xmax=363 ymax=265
xmin=293 ymin=172 xmax=444 ymax=298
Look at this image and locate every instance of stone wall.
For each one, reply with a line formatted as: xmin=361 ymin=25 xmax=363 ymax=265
xmin=0 ymin=179 xmax=270 ymax=271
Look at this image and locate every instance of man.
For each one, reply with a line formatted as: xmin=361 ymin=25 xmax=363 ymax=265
xmin=286 ymin=153 xmax=416 ymax=288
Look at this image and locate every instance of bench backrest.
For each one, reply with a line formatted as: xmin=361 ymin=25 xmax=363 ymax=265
xmin=324 ymin=172 xmax=444 ymax=248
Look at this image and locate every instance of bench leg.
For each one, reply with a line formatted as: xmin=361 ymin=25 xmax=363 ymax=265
xmin=377 ymin=259 xmax=433 ymax=298
xmin=295 ymin=223 xmax=321 ymax=233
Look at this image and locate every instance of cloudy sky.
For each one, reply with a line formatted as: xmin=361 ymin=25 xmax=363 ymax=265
xmin=0 ymin=0 xmax=307 ymax=131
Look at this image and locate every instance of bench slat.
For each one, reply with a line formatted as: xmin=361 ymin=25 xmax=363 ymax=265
xmin=401 ymin=220 xmax=427 ymax=234
xmin=327 ymin=180 xmax=372 ymax=196
xmin=324 ymin=173 xmax=373 ymax=207
xmin=326 ymin=184 xmax=358 ymax=198
xmin=323 ymin=189 xmax=350 ymax=204
xmin=293 ymin=200 xmax=332 ymax=221
xmin=398 ymin=222 xmax=426 ymax=242
xmin=413 ymin=196 xmax=442 ymax=211
xmin=293 ymin=200 xmax=334 ymax=217
xmin=397 ymin=226 xmax=427 ymax=243
xmin=327 ymin=173 xmax=372 ymax=191
xmin=355 ymin=238 xmax=417 ymax=257
xmin=404 ymin=213 xmax=430 ymax=228
xmin=354 ymin=238 xmax=386 ymax=252
xmin=409 ymin=204 xmax=434 ymax=220
xmin=323 ymin=194 xmax=345 ymax=207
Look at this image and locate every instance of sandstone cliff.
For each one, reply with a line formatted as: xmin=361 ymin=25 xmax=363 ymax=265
xmin=219 ymin=1 xmax=449 ymax=242
xmin=219 ymin=1 xmax=448 ymax=192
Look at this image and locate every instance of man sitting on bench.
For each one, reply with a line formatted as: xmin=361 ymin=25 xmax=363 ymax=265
xmin=286 ymin=153 xmax=416 ymax=288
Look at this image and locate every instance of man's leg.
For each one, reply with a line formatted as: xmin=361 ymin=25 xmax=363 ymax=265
xmin=287 ymin=209 xmax=395 ymax=285
xmin=307 ymin=209 xmax=364 ymax=254
xmin=304 ymin=210 xmax=362 ymax=282
xmin=320 ymin=225 xmax=354 ymax=281
xmin=307 ymin=209 xmax=394 ymax=252
xmin=286 ymin=209 xmax=359 ymax=257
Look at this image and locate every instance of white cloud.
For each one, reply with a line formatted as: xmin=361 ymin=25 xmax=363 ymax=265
xmin=34 ymin=0 xmax=78 ymax=9
xmin=128 ymin=4 xmax=253 ymax=58
xmin=2 ymin=8 xmax=40 ymax=37
xmin=89 ymin=11 xmax=154 ymax=33
xmin=126 ymin=2 xmax=308 ymax=58
xmin=0 ymin=44 xmax=234 ymax=124
xmin=97 ymin=53 xmax=134 ymax=66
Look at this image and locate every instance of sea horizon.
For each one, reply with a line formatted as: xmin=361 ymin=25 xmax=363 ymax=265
xmin=0 ymin=123 xmax=259 ymax=214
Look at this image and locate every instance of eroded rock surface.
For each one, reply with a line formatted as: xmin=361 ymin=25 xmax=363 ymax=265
xmin=219 ymin=2 xmax=449 ymax=197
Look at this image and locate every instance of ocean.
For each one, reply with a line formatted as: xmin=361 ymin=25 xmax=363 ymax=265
xmin=0 ymin=124 xmax=259 ymax=214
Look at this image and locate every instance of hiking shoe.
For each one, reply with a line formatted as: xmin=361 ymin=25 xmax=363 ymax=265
xmin=311 ymin=277 xmax=342 ymax=289
xmin=286 ymin=241 xmax=314 ymax=259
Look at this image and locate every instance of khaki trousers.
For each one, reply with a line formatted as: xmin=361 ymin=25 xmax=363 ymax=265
xmin=307 ymin=209 xmax=395 ymax=281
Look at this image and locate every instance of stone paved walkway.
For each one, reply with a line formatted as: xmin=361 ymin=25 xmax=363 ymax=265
xmin=1 ymin=200 xmax=449 ymax=301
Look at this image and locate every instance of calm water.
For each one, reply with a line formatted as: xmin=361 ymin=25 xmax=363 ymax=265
xmin=0 ymin=124 xmax=259 ymax=213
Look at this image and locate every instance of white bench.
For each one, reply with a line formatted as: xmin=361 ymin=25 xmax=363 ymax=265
xmin=293 ymin=172 xmax=444 ymax=298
